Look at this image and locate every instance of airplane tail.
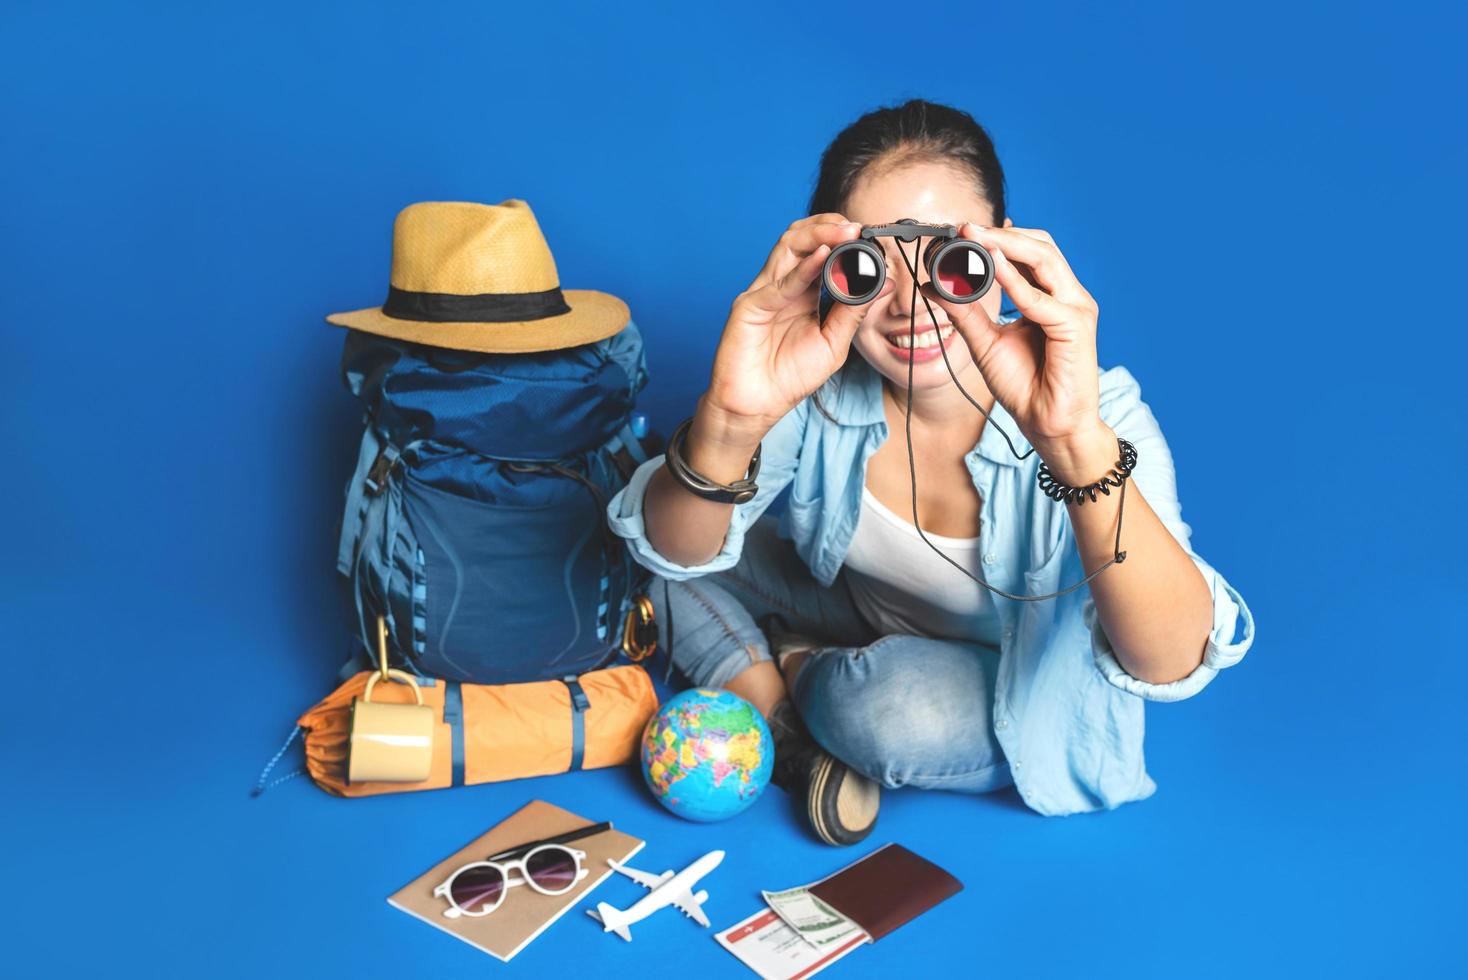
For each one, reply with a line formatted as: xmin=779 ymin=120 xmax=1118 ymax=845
xmin=592 ymin=902 xmax=633 ymax=942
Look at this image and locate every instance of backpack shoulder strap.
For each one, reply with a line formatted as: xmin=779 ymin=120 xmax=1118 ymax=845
xmin=617 ymin=419 xmax=648 ymax=465
xmin=338 ymin=420 xmax=421 ymax=678
xmin=336 ymin=423 xmax=400 ymax=576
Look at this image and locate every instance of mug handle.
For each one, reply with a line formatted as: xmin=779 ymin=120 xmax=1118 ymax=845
xmin=363 ymin=668 xmax=425 ymax=705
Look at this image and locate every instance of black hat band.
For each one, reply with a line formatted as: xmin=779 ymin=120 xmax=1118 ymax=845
xmin=381 ymin=285 xmax=572 ymax=323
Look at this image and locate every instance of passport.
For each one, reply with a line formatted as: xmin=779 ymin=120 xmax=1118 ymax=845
xmin=807 ymin=842 xmax=962 ymax=942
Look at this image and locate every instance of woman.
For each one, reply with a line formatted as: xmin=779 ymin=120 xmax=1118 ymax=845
xmin=607 ymin=100 xmax=1255 ymax=845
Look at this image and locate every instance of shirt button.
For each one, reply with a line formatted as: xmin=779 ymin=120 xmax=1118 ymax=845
xmin=982 ymin=553 xmax=997 ymax=565
xmin=1003 ymin=628 xmax=1013 ymax=640
xmin=995 ymin=719 xmax=1009 ymax=732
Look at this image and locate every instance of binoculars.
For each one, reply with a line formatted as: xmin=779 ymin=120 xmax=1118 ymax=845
xmin=822 ymin=218 xmax=995 ymax=306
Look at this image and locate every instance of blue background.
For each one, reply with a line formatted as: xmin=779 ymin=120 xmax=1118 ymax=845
xmin=3 ymin=1 xmax=1463 ymax=976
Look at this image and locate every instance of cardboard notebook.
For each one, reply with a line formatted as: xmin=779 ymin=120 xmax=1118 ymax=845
xmin=387 ymin=800 xmax=645 ymax=963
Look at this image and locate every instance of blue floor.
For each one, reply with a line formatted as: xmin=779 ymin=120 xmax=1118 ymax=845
xmin=9 ymin=575 xmax=1463 ymax=977
xmin=3 ymin=1 xmax=1463 ymax=976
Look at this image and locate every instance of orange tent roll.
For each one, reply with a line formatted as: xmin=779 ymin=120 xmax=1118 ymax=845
xmin=297 ymin=664 xmax=657 ymax=797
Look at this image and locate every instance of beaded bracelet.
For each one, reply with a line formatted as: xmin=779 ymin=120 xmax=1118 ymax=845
xmin=1036 ymin=437 xmax=1138 ymax=504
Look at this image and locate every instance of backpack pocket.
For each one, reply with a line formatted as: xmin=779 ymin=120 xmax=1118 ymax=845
xmin=399 ymin=469 xmax=617 ymax=684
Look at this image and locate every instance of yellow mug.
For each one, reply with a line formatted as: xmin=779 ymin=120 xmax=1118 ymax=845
xmin=347 ymin=669 xmax=435 ymax=784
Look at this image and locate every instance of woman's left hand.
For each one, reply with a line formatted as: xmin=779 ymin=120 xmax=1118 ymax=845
xmin=920 ymin=223 xmax=1117 ymax=483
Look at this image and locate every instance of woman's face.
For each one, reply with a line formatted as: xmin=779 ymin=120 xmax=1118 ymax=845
xmin=842 ymin=158 xmax=1010 ymax=393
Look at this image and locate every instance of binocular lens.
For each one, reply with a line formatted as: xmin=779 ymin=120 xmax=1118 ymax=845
xmin=824 ymin=241 xmax=885 ymax=304
xmin=928 ymin=240 xmax=994 ymax=303
xmin=825 ymin=235 xmax=994 ymax=305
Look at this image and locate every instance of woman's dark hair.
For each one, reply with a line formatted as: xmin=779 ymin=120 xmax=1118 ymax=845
xmin=807 ymin=99 xmax=1008 ymax=421
xmin=808 ymin=99 xmax=1007 ymax=222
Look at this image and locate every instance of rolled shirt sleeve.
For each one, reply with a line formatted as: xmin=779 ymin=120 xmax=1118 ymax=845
xmin=605 ymin=400 xmax=807 ymax=581
xmin=1083 ymin=367 xmax=1257 ymax=702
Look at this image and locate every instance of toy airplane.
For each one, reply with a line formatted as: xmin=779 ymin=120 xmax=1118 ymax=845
xmin=586 ymin=849 xmax=725 ymax=942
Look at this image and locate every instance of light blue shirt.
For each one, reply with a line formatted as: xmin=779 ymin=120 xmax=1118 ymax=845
xmin=607 ymin=342 xmax=1256 ymax=816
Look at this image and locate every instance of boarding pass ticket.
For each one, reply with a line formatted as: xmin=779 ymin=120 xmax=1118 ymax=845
xmin=715 ymin=906 xmax=867 ymax=980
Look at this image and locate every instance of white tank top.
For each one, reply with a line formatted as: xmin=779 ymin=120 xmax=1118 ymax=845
xmin=841 ymin=486 xmax=1003 ymax=648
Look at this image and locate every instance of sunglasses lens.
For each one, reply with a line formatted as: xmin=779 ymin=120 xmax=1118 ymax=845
xmin=450 ymin=865 xmax=506 ymax=914
xmin=525 ymin=847 xmax=579 ymax=893
xmin=825 ymin=243 xmax=883 ymax=303
xmin=933 ymin=242 xmax=991 ymax=301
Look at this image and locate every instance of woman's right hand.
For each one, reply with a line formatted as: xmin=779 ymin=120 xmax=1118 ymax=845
xmin=689 ymin=215 xmax=895 ymax=471
xmin=647 ymin=215 xmax=894 ymax=556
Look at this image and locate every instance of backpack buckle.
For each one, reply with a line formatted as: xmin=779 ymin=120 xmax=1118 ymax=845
xmin=364 ymin=445 xmax=400 ymax=496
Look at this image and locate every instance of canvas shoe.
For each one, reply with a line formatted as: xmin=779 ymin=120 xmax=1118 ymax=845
xmin=758 ymin=615 xmax=882 ymax=846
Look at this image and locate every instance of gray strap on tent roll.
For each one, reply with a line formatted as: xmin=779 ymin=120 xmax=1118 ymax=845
xmin=443 ymin=681 xmax=464 ymax=787
xmin=563 ymin=676 xmax=590 ymax=770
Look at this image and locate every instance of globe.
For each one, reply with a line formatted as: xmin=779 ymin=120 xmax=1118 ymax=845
xmin=640 ymin=688 xmax=774 ymax=822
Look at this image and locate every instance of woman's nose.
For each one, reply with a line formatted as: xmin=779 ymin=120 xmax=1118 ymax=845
xmin=881 ymin=252 xmax=929 ymax=313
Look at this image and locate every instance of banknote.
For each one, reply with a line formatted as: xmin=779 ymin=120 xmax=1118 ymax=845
xmin=760 ymin=886 xmax=862 ymax=947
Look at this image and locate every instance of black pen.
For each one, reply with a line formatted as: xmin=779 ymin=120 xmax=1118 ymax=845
xmin=485 ymin=820 xmax=613 ymax=861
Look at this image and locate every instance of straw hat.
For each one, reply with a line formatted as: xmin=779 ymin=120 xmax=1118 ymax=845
xmin=326 ymin=199 xmax=629 ymax=353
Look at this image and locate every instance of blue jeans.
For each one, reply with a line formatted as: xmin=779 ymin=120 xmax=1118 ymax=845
xmin=650 ymin=516 xmax=1013 ymax=794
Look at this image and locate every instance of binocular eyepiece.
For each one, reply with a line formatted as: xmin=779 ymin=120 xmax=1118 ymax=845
xmin=822 ymin=218 xmax=995 ymax=306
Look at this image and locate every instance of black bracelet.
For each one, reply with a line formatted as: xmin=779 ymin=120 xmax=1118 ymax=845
xmin=664 ymin=417 xmax=763 ymax=505
xmin=1036 ymin=437 xmax=1138 ymax=504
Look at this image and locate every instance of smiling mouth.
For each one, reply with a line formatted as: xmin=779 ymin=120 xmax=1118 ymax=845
xmin=886 ymin=325 xmax=955 ymax=350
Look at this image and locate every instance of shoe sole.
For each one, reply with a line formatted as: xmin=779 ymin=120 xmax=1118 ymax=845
xmin=807 ymin=754 xmax=880 ymax=847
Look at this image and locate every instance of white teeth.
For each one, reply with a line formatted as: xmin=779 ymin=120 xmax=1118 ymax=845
xmin=890 ymin=326 xmax=954 ymax=350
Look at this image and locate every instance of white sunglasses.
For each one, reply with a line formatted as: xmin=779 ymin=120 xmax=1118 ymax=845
xmin=434 ymin=844 xmax=590 ymax=918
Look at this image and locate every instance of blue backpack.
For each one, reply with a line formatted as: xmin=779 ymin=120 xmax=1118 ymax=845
xmin=334 ymin=321 xmax=653 ymax=684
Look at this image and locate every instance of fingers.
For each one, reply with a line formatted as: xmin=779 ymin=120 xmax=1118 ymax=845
xmin=798 ymin=212 xmax=853 ymax=228
xmin=797 ymin=212 xmax=851 ymax=227
xmin=820 ymin=276 xmax=896 ymax=354
xmin=752 ymin=215 xmax=859 ymax=289
xmin=919 ymin=280 xmax=1002 ymax=363
xmin=987 ymin=246 xmax=1076 ymax=327
xmin=740 ymin=243 xmax=832 ymax=315
xmin=786 ymin=221 xmax=862 ymax=262
xmin=962 ymin=223 xmax=1091 ymax=307
xmin=1006 ymin=226 xmax=1057 ymax=247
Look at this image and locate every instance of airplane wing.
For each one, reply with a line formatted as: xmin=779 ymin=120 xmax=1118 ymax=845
xmin=671 ymin=889 xmax=710 ymax=928
xmin=608 ymin=859 xmax=674 ymax=891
